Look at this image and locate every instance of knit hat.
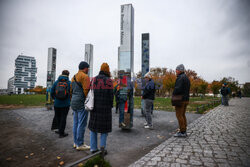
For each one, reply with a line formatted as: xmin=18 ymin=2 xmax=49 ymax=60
xmin=176 ymin=64 xmax=185 ymax=72
xmin=79 ymin=61 xmax=89 ymax=70
xmin=144 ymin=72 xmax=152 ymax=78
xmin=100 ymin=63 xmax=110 ymax=76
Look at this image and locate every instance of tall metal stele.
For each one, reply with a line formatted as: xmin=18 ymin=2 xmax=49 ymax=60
xmin=84 ymin=44 xmax=93 ymax=78
xmin=46 ymin=48 xmax=57 ymax=110
xmin=141 ymin=33 xmax=150 ymax=115
xmin=118 ymin=4 xmax=134 ymax=129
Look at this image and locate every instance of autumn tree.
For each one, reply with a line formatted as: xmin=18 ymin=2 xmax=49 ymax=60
xmin=211 ymin=80 xmax=221 ymax=97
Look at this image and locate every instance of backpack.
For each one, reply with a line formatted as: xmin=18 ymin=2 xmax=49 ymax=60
xmin=55 ymin=81 xmax=69 ymax=100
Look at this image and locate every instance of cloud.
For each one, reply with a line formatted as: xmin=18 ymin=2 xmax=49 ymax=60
xmin=0 ymin=0 xmax=250 ymax=89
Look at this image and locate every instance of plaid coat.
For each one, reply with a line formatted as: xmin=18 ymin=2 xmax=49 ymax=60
xmin=88 ymin=71 xmax=114 ymax=133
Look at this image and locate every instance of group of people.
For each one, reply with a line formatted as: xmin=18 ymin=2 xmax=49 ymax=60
xmin=51 ymin=61 xmax=113 ymax=153
xmin=114 ymin=64 xmax=191 ymax=138
xmin=50 ymin=62 xmax=192 ymax=155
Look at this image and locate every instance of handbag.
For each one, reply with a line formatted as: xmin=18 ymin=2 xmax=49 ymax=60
xmin=171 ymin=95 xmax=183 ymax=106
xmin=85 ymin=89 xmax=94 ymax=111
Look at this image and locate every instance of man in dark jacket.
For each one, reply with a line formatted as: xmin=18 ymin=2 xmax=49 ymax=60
xmin=172 ymin=64 xmax=190 ymax=137
xmin=51 ymin=70 xmax=71 ymax=138
xmin=142 ymin=72 xmax=155 ymax=129
xmin=88 ymin=63 xmax=113 ymax=154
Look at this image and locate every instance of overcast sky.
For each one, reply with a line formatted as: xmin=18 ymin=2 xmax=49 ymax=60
xmin=0 ymin=0 xmax=249 ymax=89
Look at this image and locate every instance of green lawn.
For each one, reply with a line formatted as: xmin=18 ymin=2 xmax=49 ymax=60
xmin=0 ymin=94 xmax=46 ymax=106
xmin=0 ymin=94 xmax=220 ymax=113
xmin=120 ymin=96 xmax=221 ymax=113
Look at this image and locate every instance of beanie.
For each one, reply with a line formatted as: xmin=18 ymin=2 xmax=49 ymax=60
xmin=176 ymin=64 xmax=185 ymax=72
xmin=79 ymin=61 xmax=89 ymax=70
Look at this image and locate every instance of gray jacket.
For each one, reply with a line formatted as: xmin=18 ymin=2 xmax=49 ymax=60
xmin=71 ymin=81 xmax=85 ymax=111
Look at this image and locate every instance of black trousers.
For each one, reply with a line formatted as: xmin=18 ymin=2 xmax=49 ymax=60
xmin=54 ymin=106 xmax=69 ymax=135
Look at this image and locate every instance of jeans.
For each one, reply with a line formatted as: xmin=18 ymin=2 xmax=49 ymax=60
xmin=222 ymin=96 xmax=229 ymax=106
xmin=90 ymin=131 xmax=108 ymax=151
xmin=144 ymin=99 xmax=154 ymax=127
xmin=73 ymin=108 xmax=89 ymax=147
xmin=175 ymin=101 xmax=188 ymax=132
xmin=119 ymin=101 xmax=125 ymax=124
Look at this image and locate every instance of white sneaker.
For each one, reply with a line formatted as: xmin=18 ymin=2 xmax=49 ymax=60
xmin=76 ymin=144 xmax=90 ymax=151
xmin=144 ymin=125 xmax=153 ymax=129
xmin=73 ymin=143 xmax=76 ymax=148
xmin=144 ymin=122 xmax=148 ymax=126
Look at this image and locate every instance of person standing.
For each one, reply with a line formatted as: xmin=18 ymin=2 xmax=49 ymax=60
xmin=88 ymin=63 xmax=113 ymax=154
xmin=220 ymin=83 xmax=230 ymax=106
xmin=142 ymin=72 xmax=155 ymax=129
xmin=71 ymin=61 xmax=90 ymax=151
xmin=172 ymin=64 xmax=190 ymax=137
xmin=51 ymin=70 xmax=71 ymax=138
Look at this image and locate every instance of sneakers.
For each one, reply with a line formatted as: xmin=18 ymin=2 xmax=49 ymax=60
xmin=73 ymin=143 xmax=76 ymax=148
xmin=144 ymin=122 xmax=148 ymax=126
xmin=119 ymin=122 xmax=126 ymax=128
xmin=76 ymin=144 xmax=90 ymax=151
xmin=174 ymin=132 xmax=187 ymax=137
xmin=144 ymin=125 xmax=153 ymax=129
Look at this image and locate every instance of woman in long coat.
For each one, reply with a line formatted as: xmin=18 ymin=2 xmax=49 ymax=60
xmin=88 ymin=63 xmax=113 ymax=153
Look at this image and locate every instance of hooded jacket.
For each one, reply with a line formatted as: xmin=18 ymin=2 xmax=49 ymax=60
xmin=51 ymin=75 xmax=71 ymax=107
xmin=173 ymin=72 xmax=190 ymax=101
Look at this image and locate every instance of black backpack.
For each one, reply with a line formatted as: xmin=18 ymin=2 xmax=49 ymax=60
xmin=55 ymin=80 xmax=69 ymax=100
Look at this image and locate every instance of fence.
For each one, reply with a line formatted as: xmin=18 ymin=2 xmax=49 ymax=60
xmin=196 ymin=100 xmax=221 ymax=113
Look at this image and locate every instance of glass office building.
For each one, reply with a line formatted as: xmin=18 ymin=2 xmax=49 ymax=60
xmin=14 ymin=55 xmax=37 ymax=94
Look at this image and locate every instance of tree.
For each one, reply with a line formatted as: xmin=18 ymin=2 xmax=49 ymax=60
xmin=211 ymin=80 xmax=221 ymax=97
xmin=243 ymin=82 xmax=250 ymax=97
xmin=198 ymin=79 xmax=208 ymax=96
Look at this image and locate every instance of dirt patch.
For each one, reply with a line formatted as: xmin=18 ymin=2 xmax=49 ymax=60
xmin=0 ymin=108 xmax=202 ymax=167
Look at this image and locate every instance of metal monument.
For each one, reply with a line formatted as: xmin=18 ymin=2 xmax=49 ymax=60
xmin=84 ymin=44 xmax=93 ymax=78
xmin=118 ymin=4 xmax=134 ymax=129
xmin=141 ymin=33 xmax=150 ymax=115
xmin=46 ymin=47 xmax=56 ymax=110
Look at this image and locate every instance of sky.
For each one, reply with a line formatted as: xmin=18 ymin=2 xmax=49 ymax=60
xmin=0 ymin=0 xmax=250 ymax=89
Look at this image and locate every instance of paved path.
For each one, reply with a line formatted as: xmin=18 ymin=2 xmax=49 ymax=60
xmin=129 ymin=98 xmax=250 ymax=167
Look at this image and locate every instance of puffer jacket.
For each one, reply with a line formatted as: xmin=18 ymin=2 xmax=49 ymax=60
xmin=70 ymin=70 xmax=90 ymax=111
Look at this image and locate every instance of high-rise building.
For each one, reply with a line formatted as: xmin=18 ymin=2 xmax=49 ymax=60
xmin=14 ymin=55 xmax=37 ymax=94
xmin=118 ymin=4 xmax=134 ymax=78
xmin=7 ymin=76 xmax=15 ymax=94
xmin=84 ymin=44 xmax=93 ymax=77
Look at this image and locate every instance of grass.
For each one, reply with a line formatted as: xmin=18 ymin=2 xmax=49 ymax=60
xmin=116 ymin=96 xmax=221 ymax=113
xmin=0 ymin=94 xmax=220 ymax=113
xmin=78 ymin=155 xmax=111 ymax=167
xmin=0 ymin=94 xmax=46 ymax=106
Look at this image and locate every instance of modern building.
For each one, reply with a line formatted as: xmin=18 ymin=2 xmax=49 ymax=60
xmin=7 ymin=76 xmax=15 ymax=94
xmin=14 ymin=55 xmax=37 ymax=94
xmin=118 ymin=4 xmax=134 ymax=78
xmin=84 ymin=44 xmax=93 ymax=77
xmin=0 ymin=89 xmax=8 ymax=95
